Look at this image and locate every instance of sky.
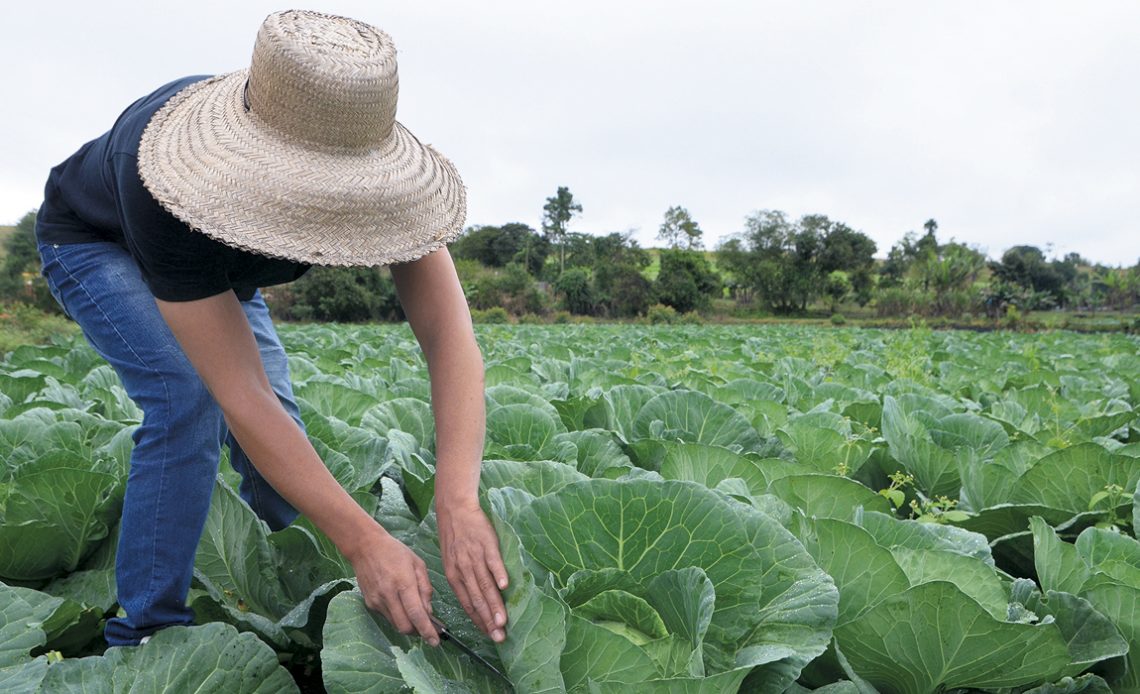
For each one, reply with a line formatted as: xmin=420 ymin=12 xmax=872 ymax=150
xmin=2 ymin=1 xmax=1138 ymax=265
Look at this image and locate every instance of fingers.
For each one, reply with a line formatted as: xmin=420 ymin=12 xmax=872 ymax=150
xmin=486 ymin=541 xmax=510 ymax=593
xmin=398 ymin=584 xmax=439 ymax=646
xmin=439 ymin=511 xmax=512 ymax=643
xmin=416 ymin=562 xmax=434 ymax=616
xmin=457 ymin=551 xmax=508 ymax=642
xmin=358 ymin=548 xmax=439 ymax=647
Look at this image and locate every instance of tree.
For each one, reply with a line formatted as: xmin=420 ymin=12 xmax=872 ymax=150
xmin=718 ymin=210 xmax=880 ymax=314
xmin=451 ymin=223 xmax=546 ymax=271
xmin=595 ymin=263 xmax=652 ymax=317
xmin=653 ymin=249 xmax=722 ymax=313
xmin=284 ymin=267 xmax=401 ymax=322
xmin=657 ymin=206 xmax=703 ymax=250
xmin=989 ymin=245 xmax=1063 ymax=308
xmin=725 ymin=210 xmax=824 ymax=313
xmin=0 ymin=210 xmax=57 ymax=311
xmin=715 ymin=236 xmax=755 ymax=304
xmin=881 ymin=224 xmax=939 ymax=288
xmin=817 ymin=220 xmax=877 ymax=303
xmin=824 ymin=270 xmax=852 ymax=313
xmin=542 ymin=186 xmax=582 ymax=275
xmin=554 ymin=267 xmax=595 ymax=315
xmin=916 ymin=241 xmax=986 ymax=315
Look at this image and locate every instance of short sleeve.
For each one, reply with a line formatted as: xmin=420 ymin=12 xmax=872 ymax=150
xmin=111 ymin=152 xmax=233 ymax=302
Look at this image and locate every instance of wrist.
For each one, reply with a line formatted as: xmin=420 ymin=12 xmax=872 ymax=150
xmin=435 ymin=492 xmax=482 ymax=519
xmin=433 ymin=471 xmax=481 ymax=514
xmin=337 ymin=517 xmax=393 ymax=564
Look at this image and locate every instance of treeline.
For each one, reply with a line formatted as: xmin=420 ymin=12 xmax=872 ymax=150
xmin=3 ymin=196 xmax=1139 ymax=325
xmin=720 ymin=214 xmax=1140 ymax=318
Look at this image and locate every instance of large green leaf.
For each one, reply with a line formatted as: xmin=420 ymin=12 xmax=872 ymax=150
xmin=1030 ymin=517 xmax=1091 ymax=595
xmin=296 ymin=381 xmax=382 ymax=426
xmin=657 ymin=441 xmax=770 ymax=495
xmin=480 ymin=459 xmax=588 ymax=497
xmin=551 ymin=429 xmax=633 ymax=479
xmin=303 ymin=411 xmax=390 ymax=492
xmin=192 ymin=477 xmax=353 ymax=650
xmin=854 ymin=510 xmax=994 ymax=565
xmin=194 ymin=478 xmax=291 ymax=619
xmin=1013 ymin=443 xmax=1140 ymax=515
xmin=793 ymin=517 xmax=910 ymax=627
xmin=880 ymin=396 xmax=960 ymax=498
xmin=836 ymin=581 xmax=1071 ymax=693
xmin=889 ymin=547 xmax=1008 ymax=620
xmin=39 ymin=622 xmax=298 ymax=693
xmin=0 ymin=585 xmax=49 ymax=686
xmin=0 ymin=451 xmax=123 ymax=581
xmin=488 ymin=490 xmax=569 ymax=693
xmin=603 ymin=384 xmax=668 ymax=443
xmin=1009 ymin=580 xmax=1129 ymax=676
xmin=362 ymin=398 xmax=436 ymax=453
xmin=506 ymin=478 xmax=837 ymax=689
xmin=562 ymin=613 xmax=663 ymax=688
xmin=777 ymin=415 xmax=872 ymax=476
xmin=485 ymin=404 xmax=567 ymax=460
xmin=633 ymin=390 xmax=764 ymax=452
xmin=767 ymin=474 xmax=892 ymax=520
xmin=1081 ymin=574 xmax=1140 ymax=693
xmin=321 ymin=590 xmax=507 ymax=694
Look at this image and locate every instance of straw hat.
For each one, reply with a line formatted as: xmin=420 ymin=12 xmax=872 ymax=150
xmin=137 ymin=9 xmax=465 ymax=266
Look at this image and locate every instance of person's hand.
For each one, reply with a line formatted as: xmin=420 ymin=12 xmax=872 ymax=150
xmin=437 ymin=500 xmax=510 ymax=642
xmin=348 ymin=526 xmax=440 ymax=646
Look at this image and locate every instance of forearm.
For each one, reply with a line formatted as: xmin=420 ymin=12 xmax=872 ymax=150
xmin=389 ymin=249 xmax=487 ymax=512
xmin=223 ymin=388 xmax=382 ymax=559
xmin=426 ymin=329 xmax=486 ymax=510
xmin=154 ymin=294 xmax=389 ymax=563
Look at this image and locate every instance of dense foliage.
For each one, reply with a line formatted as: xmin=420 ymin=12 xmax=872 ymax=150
xmin=3 ymin=200 xmax=1138 ymax=322
xmin=0 ymin=212 xmax=57 ymax=313
xmin=2 ymin=324 xmax=1139 ymax=692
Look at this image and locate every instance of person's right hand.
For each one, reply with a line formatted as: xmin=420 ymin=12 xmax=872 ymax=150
xmin=348 ymin=526 xmax=440 ymax=647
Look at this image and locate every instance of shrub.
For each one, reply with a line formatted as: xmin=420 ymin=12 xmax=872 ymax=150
xmin=552 ymin=310 xmax=572 ymax=324
xmin=1003 ymin=305 xmax=1023 ymax=330
xmin=679 ymin=311 xmax=703 ymax=325
xmin=554 ymin=268 xmax=597 ymax=315
xmin=652 ymin=249 xmax=722 ymax=313
xmin=932 ymin=288 xmax=983 ymax=318
xmin=594 ymin=263 xmax=653 ymax=318
xmin=471 ymin=306 xmax=510 ymax=324
xmin=460 ymin=261 xmax=549 ymax=316
xmin=874 ymin=286 xmax=929 ymax=318
xmin=272 ymin=267 xmax=401 ymax=322
xmin=0 ymin=302 xmax=77 ymax=355
xmin=830 ymin=313 xmax=846 ymax=326
xmin=647 ymin=304 xmax=678 ymax=324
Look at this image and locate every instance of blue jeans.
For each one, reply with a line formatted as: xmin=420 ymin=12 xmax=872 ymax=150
xmin=38 ymin=240 xmax=302 ymax=646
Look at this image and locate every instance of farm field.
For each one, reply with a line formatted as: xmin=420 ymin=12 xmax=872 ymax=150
xmin=2 ymin=323 xmax=1139 ymax=693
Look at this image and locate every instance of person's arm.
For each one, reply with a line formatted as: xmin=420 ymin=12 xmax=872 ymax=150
xmin=155 ymin=291 xmax=441 ymax=646
xmin=390 ymin=247 xmax=509 ymax=643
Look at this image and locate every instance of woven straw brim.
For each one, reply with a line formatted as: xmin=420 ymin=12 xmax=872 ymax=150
xmin=137 ymin=71 xmax=466 ymax=266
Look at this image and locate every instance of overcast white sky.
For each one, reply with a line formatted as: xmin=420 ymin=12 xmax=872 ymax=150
xmin=2 ymin=1 xmax=1138 ymax=265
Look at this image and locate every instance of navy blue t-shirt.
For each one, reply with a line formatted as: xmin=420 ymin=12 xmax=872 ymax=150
xmin=35 ymin=76 xmax=310 ymax=302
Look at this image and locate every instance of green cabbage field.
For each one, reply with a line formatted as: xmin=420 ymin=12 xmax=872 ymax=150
xmin=2 ymin=323 xmax=1139 ymax=693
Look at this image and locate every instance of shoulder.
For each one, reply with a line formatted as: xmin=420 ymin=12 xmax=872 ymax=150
xmin=108 ymin=75 xmax=214 ymax=158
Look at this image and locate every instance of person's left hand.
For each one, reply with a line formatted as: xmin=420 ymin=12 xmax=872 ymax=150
xmin=437 ymin=500 xmax=510 ymax=643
